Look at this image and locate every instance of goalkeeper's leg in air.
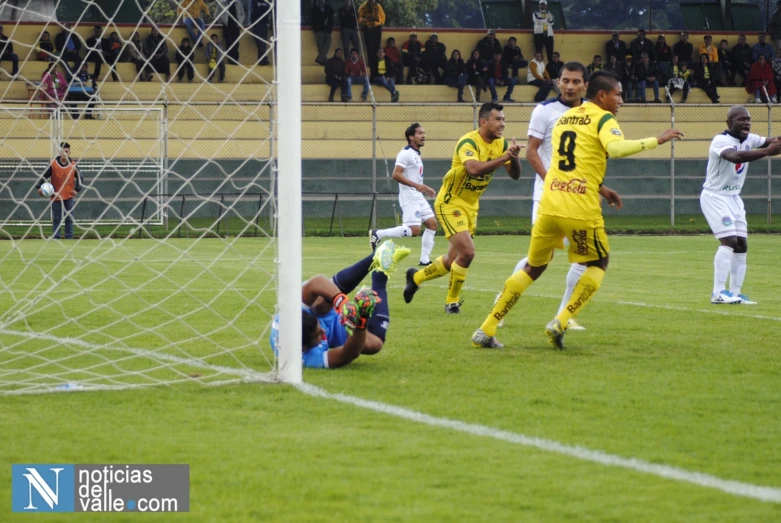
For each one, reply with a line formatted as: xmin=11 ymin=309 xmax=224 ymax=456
xmin=273 ymin=240 xmax=410 ymax=369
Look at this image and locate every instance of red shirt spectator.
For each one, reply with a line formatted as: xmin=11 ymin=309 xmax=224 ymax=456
xmin=344 ymin=54 xmax=368 ymax=77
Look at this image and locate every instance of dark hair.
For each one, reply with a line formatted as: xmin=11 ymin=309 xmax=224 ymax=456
xmin=720 ymin=39 xmax=728 ymax=44
xmin=560 ymin=61 xmax=588 ymax=80
xmin=60 ymin=142 xmax=70 ymax=149
xmin=387 ymin=37 xmax=395 ymax=43
xmin=450 ymin=49 xmax=461 ymax=59
xmin=586 ymin=70 xmax=620 ymax=98
xmin=593 ymin=54 xmax=601 ymax=60
xmin=182 ymin=37 xmax=191 ymax=45
xmin=641 ymin=52 xmax=649 ymax=58
xmin=302 ymin=312 xmax=320 ymax=349
xmin=350 ymin=48 xmax=359 ymax=54
xmin=478 ymin=102 xmax=503 ymax=121
xmin=739 ymin=34 xmax=746 ymax=39
xmin=508 ymin=36 xmax=517 ymax=43
xmin=334 ymin=47 xmax=343 ymax=53
xmin=405 ymin=122 xmax=422 ymax=143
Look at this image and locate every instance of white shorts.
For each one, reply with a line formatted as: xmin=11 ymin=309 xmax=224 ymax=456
xmin=700 ymin=189 xmax=747 ymax=239
xmin=532 ymin=199 xmax=540 ymax=225
xmin=400 ymin=193 xmax=435 ymax=227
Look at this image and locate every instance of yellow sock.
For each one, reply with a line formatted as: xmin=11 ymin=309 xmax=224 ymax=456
xmin=555 ymin=266 xmax=605 ymax=327
xmin=481 ymin=270 xmax=534 ymax=336
xmin=413 ymin=255 xmax=449 ymax=286
xmin=446 ymin=262 xmax=469 ymax=304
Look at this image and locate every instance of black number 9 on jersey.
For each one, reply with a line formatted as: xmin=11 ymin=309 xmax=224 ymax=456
xmin=558 ymin=131 xmax=577 ymax=172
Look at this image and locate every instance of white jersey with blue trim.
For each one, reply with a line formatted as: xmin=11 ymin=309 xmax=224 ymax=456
xmin=395 ymin=145 xmax=424 ymax=199
xmin=527 ymin=97 xmax=582 ymax=201
xmin=704 ymin=131 xmax=765 ymax=196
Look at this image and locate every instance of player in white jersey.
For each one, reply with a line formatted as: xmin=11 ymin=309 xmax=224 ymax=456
xmin=369 ymin=123 xmax=438 ymax=265
xmin=701 ymin=105 xmax=781 ymax=305
xmin=499 ymin=62 xmax=620 ymax=330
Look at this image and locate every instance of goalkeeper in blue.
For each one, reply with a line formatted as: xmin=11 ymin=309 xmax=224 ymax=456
xmin=270 ymin=240 xmax=410 ymax=369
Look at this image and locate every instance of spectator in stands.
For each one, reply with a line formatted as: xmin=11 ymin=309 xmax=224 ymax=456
xmin=338 ymin=0 xmax=360 ymax=60
xmin=127 ymin=32 xmax=149 ymax=82
xmin=423 ymin=34 xmax=447 ymax=84
xmin=772 ymin=56 xmax=781 ymax=98
xmin=37 ymin=31 xmax=55 ymax=62
xmin=206 ymin=34 xmax=226 ymax=83
xmin=145 ymin=27 xmax=172 ymax=82
xmin=344 ymin=48 xmax=370 ymax=102
xmin=532 ymin=0 xmax=554 ymax=62
xmin=673 ymin=31 xmax=693 ymax=66
xmin=466 ymin=48 xmax=488 ymax=101
xmin=634 ymin=52 xmax=661 ymax=103
xmin=527 ymin=50 xmax=552 ymax=102
xmin=86 ymin=25 xmax=116 ymax=82
xmin=630 ymin=29 xmax=655 ymax=62
xmin=620 ymin=54 xmax=636 ymax=102
xmin=718 ymin=39 xmax=736 ymax=86
xmin=605 ymin=31 xmax=627 ymax=61
xmin=502 ymin=36 xmax=528 ymax=79
xmin=107 ymin=32 xmax=124 ymax=65
xmin=699 ymin=35 xmax=721 ymax=85
xmin=753 ymin=33 xmax=775 ymax=62
xmin=587 ymin=55 xmax=602 ymax=75
xmin=55 ymin=23 xmax=81 ymax=72
xmin=371 ymin=48 xmax=400 ymax=102
xmin=176 ymin=37 xmax=195 ymax=83
xmin=325 ymin=47 xmax=346 ymax=102
xmin=732 ymin=34 xmax=752 ymax=86
xmin=384 ymin=37 xmax=403 ymax=83
xmin=401 ymin=32 xmax=422 ymax=85
xmin=250 ymin=0 xmax=271 ymax=65
xmin=666 ymin=56 xmax=690 ymax=103
xmin=770 ymin=0 xmax=781 ymax=51
xmin=40 ymin=62 xmax=66 ymax=108
xmin=476 ymin=29 xmax=501 ymax=61
xmin=312 ymin=0 xmax=334 ymax=66
xmin=694 ymin=53 xmax=720 ymax=103
xmin=444 ymin=49 xmax=467 ymax=102
xmin=747 ymin=54 xmax=776 ymax=102
xmin=546 ymin=51 xmax=564 ymax=95
xmin=220 ymin=0 xmax=245 ymax=65
xmin=655 ymin=35 xmax=672 ymax=78
xmin=67 ymin=62 xmax=97 ymax=119
xmin=357 ymin=0 xmax=385 ymax=67
xmin=179 ymin=0 xmax=210 ymax=49
xmin=487 ymin=51 xmax=516 ymax=102
xmin=604 ymin=55 xmax=619 ymax=75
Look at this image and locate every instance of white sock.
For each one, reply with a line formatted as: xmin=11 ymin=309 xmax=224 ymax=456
xmin=729 ymin=252 xmax=747 ymax=296
xmin=420 ymin=228 xmax=435 ymax=263
xmin=512 ymin=257 xmax=528 ymax=275
xmin=377 ymin=225 xmax=412 ymax=239
xmin=557 ymin=263 xmax=587 ymax=316
xmin=713 ymin=245 xmax=733 ymax=294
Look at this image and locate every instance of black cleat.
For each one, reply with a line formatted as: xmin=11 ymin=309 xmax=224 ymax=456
xmin=403 ymin=267 xmax=419 ymax=303
xmin=419 ymin=260 xmax=433 ymax=267
xmin=369 ymin=229 xmax=380 ymax=251
xmin=445 ymin=298 xmax=464 ymax=314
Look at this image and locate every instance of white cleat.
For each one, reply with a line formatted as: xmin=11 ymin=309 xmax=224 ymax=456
xmin=567 ymin=318 xmax=586 ymax=331
xmin=711 ymin=290 xmax=742 ymax=305
xmin=736 ymin=293 xmax=757 ymax=305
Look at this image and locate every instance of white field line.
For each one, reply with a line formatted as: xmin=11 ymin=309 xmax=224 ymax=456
xmin=386 ymin=284 xmax=781 ymax=323
xmin=296 ymin=382 xmax=781 ymax=504
xmin=0 ymin=329 xmax=272 ymax=384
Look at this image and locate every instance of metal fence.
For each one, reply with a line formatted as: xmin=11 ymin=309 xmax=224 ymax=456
xmin=301 ymin=102 xmax=781 ymax=235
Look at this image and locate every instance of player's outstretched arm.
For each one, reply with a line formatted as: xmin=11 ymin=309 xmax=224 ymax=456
xmin=721 ymin=139 xmax=781 ymax=163
xmin=302 ymin=275 xmax=346 ymax=309
xmin=326 ymin=329 xmax=367 ymax=369
xmin=604 ymin=129 xmax=684 ymax=159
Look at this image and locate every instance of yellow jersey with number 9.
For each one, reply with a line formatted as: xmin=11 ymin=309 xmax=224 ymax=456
xmin=435 ymin=130 xmax=509 ymax=212
xmin=538 ymin=101 xmax=624 ymax=221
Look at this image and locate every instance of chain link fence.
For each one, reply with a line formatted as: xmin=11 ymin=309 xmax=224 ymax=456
xmin=301 ymin=102 xmax=781 ymax=235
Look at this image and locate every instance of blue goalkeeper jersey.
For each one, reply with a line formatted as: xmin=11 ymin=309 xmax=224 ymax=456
xmin=269 ymin=306 xmax=348 ymax=369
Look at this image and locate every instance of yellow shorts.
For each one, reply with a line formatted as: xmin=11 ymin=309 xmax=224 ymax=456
xmin=527 ymin=214 xmax=610 ymax=266
xmin=435 ymin=201 xmax=477 ymax=239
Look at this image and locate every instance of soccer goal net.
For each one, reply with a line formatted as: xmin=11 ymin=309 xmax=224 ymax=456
xmin=0 ymin=0 xmax=301 ymax=394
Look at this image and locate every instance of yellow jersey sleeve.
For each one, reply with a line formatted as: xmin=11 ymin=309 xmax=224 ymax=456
xmin=597 ymin=113 xmax=624 ymax=150
xmin=456 ymin=137 xmax=480 ymax=164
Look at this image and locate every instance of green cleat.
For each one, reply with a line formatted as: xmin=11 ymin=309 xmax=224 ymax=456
xmin=545 ymin=318 xmax=566 ymax=350
xmin=370 ymin=240 xmax=411 ymax=276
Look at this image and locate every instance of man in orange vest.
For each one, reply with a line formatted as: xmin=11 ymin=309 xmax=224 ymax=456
xmin=36 ymin=142 xmax=82 ymax=239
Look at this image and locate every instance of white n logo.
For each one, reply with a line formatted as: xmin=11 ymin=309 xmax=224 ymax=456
xmin=23 ymin=468 xmax=63 ymax=510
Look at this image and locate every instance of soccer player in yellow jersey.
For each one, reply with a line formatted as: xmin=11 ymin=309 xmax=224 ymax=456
xmin=472 ymin=71 xmax=684 ymax=349
xmin=403 ymin=102 xmax=523 ymax=313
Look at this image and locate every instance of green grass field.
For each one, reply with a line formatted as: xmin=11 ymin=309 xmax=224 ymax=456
xmin=2 ymin=235 xmax=781 ymax=521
